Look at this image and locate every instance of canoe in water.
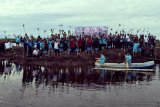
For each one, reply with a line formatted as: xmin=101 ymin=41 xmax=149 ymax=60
xmin=95 ymin=61 xmax=155 ymax=69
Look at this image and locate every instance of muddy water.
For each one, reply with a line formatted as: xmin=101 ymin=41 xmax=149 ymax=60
xmin=0 ymin=61 xmax=160 ymax=107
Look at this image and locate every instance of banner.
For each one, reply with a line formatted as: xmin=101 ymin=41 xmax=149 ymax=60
xmin=75 ymin=26 xmax=108 ymax=36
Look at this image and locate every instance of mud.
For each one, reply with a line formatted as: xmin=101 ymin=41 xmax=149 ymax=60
xmin=0 ymin=47 xmax=159 ymax=68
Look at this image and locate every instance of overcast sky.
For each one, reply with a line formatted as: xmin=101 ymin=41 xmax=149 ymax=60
xmin=0 ymin=0 xmax=159 ymax=38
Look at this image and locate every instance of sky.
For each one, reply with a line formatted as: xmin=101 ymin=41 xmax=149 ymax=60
xmin=0 ymin=0 xmax=160 ymax=38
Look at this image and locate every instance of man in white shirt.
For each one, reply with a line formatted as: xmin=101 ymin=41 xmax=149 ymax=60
xmin=144 ymin=35 xmax=148 ymax=47
xmin=54 ymin=40 xmax=59 ymax=56
xmin=5 ymin=40 xmax=12 ymax=54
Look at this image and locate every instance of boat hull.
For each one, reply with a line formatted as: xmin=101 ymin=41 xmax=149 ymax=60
xmin=95 ymin=61 xmax=155 ymax=69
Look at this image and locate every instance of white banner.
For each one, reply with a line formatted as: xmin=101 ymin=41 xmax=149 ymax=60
xmin=75 ymin=26 xmax=108 ymax=36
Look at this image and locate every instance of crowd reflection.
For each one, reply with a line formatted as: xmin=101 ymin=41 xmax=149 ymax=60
xmin=22 ymin=65 xmax=153 ymax=87
xmin=0 ymin=61 xmax=153 ymax=89
xmin=0 ymin=61 xmax=22 ymax=85
xmin=0 ymin=61 xmax=12 ymax=77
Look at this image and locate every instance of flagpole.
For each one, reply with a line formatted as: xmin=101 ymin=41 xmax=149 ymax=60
xmin=37 ymin=28 xmax=40 ymax=36
xmin=44 ymin=30 xmax=46 ymax=38
xmin=116 ymin=24 xmax=121 ymax=34
xmin=23 ymin=24 xmax=26 ymax=34
xmin=59 ymin=24 xmax=63 ymax=38
xmin=51 ymin=28 xmax=54 ymax=35
xmin=68 ymin=26 xmax=71 ymax=37
xmin=4 ymin=30 xmax=6 ymax=39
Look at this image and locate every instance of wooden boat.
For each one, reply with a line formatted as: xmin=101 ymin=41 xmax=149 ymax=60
xmin=93 ymin=67 xmax=154 ymax=72
xmin=95 ymin=61 xmax=155 ymax=70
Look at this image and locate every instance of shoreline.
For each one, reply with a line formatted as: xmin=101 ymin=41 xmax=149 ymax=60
xmin=1 ymin=47 xmax=160 ymax=68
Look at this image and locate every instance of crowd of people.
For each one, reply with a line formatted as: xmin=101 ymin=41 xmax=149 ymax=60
xmin=0 ymin=32 xmax=156 ymax=58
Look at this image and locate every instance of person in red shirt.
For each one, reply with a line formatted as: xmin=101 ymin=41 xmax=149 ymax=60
xmin=87 ymin=36 xmax=93 ymax=54
xmin=70 ymin=37 xmax=77 ymax=54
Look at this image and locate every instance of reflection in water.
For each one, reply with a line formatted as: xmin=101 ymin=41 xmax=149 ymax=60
xmin=0 ymin=61 xmax=159 ymax=107
xmin=21 ymin=65 xmax=153 ymax=91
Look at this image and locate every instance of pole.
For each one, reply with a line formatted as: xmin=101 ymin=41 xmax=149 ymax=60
xmin=44 ymin=30 xmax=46 ymax=38
xmin=4 ymin=30 xmax=6 ymax=39
xmin=23 ymin=24 xmax=26 ymax=34
xmin=37 ymin=28 xmax=40 ymax=36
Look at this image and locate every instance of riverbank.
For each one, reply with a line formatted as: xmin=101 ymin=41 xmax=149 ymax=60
xmin=1 ymin=47 xmax=160 ymax=68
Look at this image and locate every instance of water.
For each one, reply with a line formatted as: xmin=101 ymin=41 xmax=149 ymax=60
xmin=0 ymin=61 xmax=160 ymax=107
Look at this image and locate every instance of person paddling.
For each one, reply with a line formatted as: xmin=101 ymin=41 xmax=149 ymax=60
xmin=96 ymin=53 xmax=106 ymax=65
xmin=125 ymin=53 xmax=132 ymax=68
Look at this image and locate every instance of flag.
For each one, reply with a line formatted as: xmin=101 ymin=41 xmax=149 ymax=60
xmin=143 ymin=28 xmax=145 ymax=32
xmin=51 ymin=28 xmax=54 ymax=33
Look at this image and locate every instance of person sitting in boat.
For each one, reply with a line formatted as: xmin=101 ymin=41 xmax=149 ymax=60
xmin=125 ymin=53 xmax=132 ymax=68
xmin=96 ymin=53 xmax=106 ymax=65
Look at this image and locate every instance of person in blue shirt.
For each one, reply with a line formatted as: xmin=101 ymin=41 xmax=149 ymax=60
xmin=15 ymin=35 xmax=20 ymax=47
xmin=48 ymin=38 xmax=53 ymax=56
xmin=39 ymin=40 xmax=45 ymax=56
xmin=27 ymin=39 xmax=33 ymax=58
xmin=96 ymin=53 xmax=106 ymax=65
xmin=125 ymin=53 xmax=132 ymax=68
xmin=102 ymin=36 xmax=107 ymax=52
xmin=133 ymin=42 xmax=140 ymax=57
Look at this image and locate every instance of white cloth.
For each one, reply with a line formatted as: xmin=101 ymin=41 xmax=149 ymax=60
xmin=144 ymin=36 xmax=148 ymax=43
xmin=5 ymin=42 xmax=11 ymax=49
xmin=54 ymin=42 xmax=59 ymax=49
xmin=34 ymin=43 xmax=37 ymax=48
xmin=126 ymin=36 xmax=130 ymax=42
xmin=33 ymin=49 xmax=39 ymax=56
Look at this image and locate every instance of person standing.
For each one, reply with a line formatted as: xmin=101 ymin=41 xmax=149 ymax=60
xmin=15 ymin=35 xmax=21 ymax=47
xmin=27 ymin=39 xmax=33 ymax=58
xmin=54 ymin=40 xmax=59 ymax=56
xmin=48 ymin=38 xmax=53 ymax=56
xmin=133 ymin=41 xmax=140 ymax=57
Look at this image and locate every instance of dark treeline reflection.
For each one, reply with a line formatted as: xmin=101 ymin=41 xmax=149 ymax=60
xmin=22 ymin=65 xmax=152 ymax=87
